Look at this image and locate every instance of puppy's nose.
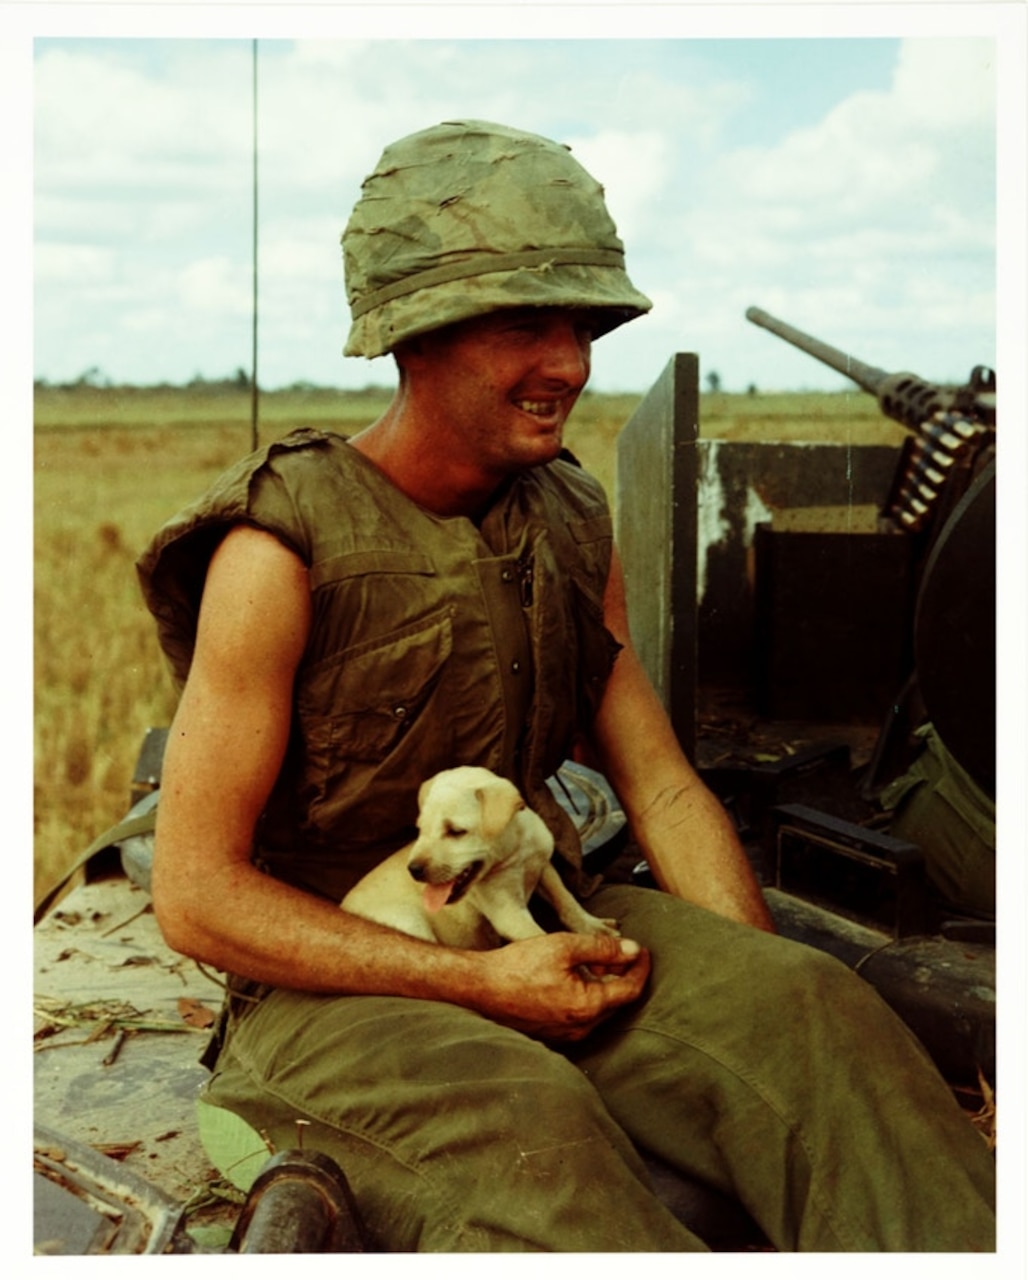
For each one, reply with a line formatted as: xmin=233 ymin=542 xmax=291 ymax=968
xmin=408 ymin=861 xmax=427 ymax=883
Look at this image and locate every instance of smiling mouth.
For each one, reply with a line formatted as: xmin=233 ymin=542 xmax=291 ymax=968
xmin=513 ymin=398 xmax=564 ymax=420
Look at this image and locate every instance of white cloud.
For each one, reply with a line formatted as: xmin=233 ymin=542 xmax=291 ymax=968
xmin=34 ymin=44 xmax=251 ymax=193
xmin=177 ymin=256 xmax=252 ymax=316
xmin=566 ymin=129 xmax=671 ymax=245
xmin=599 ymin=68 xmax=749 ymax=151
xmin=34 ymin=242 xmax=115 ymax=285
xmin=891 ymin=37 xmax=995 ymax=129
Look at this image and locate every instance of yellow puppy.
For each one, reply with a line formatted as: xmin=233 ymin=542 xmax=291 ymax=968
xmin=342 ymin=766 xmax=619 ymax=950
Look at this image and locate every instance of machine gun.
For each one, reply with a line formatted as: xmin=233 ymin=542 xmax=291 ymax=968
xmin=745 ymin=306 xmax=996 ymax=534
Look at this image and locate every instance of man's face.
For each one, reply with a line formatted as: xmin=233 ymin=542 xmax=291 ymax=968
xmin=401 ymin=308 xmax=594 ymax=473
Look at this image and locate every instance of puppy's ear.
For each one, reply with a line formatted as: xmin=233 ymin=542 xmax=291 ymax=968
xmin=476 ymin=779 xmax=525 ymax=841
xmin=417 ymin=777 xmax=435 ymax=811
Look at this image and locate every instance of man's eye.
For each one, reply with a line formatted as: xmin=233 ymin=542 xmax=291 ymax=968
xmin=498 ymin=313 xmax=542 ymax=335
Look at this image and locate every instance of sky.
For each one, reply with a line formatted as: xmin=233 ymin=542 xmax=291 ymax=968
xmin=22 ymin=9 xmax=1020 ymax=397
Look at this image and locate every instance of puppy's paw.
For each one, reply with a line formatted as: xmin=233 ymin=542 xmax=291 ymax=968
xmin=582 ymin=915 xmax=620 ymax=939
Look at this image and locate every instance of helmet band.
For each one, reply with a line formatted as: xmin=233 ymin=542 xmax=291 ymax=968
xmin=349 ymin=248 xmax=626 ymax=320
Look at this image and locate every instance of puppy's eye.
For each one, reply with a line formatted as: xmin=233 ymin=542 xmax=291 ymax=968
xmin=444 ymin=823 xmax=467 ymax=838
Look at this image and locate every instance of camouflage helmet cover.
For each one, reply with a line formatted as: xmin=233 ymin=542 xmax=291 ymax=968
xmin=342 ymin=119 xmax=652 ymax=358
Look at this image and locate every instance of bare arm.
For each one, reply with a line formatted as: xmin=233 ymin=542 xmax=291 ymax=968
xmin=587 ymin=546 xmax=775 ymax=932
xmin=152 ymin=525 xmax=648 ymax=1041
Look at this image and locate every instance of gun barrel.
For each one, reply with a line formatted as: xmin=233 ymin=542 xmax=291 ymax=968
xmin=746 ymin=306 xmax=891 ymax=397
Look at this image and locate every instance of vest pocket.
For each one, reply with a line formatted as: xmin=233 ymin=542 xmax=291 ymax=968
xmin=297 ymin=607 xmax=454 ymax=789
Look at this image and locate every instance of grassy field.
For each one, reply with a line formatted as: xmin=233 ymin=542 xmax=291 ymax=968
xmin=33 ymin=382 xmax=893 ymax=903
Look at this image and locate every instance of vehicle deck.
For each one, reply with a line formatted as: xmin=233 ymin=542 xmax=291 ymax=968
xmin=34 ymin=874 xmax=240 ymax=1251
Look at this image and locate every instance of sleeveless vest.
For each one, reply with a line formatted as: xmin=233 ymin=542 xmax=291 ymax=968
xmin=137 ymin=429 xmax=620 ymax=902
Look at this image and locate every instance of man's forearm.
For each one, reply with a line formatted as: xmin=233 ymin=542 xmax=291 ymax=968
xmin=589 ymin=617 xmax=774 ymax=929
xmin=593 ymin=719 xmax=775 ymax=931
xmin=629 ymin=771 xmax=776 ymax=931
xmin=155 ymin=853 xmax=486 ymax=998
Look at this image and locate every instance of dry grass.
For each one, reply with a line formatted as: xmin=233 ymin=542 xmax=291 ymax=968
xmin=33 ymin=382 xmax=885 ymax=903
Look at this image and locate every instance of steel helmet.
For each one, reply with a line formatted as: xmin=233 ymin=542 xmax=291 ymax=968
xmin=342 ymin=119 xmax=652 ymax=358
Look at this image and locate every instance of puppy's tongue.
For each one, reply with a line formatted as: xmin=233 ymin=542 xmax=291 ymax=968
xmin=423 ymin=881 xmax=455 ymax=914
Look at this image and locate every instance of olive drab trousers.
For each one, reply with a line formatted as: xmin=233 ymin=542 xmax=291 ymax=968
xmin=200 ymin=885 xmax=996 ymax=1251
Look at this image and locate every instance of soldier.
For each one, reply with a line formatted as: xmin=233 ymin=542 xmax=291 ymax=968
xmin=138 ymin=120 xmax=995 ymax=1251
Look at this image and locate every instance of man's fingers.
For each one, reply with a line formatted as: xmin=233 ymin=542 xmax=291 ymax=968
xmin=576 ymin=964 xmax=622 ymax=984
xmin=566 ymin=933 xmax=650 ymax=989
xmin=568 ymin=932 xmax=644 ymax=967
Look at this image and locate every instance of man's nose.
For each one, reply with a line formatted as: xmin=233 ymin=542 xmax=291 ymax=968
xmin=540 ymin=318 xmax=591 ymax=386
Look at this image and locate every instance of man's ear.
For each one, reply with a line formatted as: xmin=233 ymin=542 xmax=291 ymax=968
xmin=476 ymin=779 xmax=525 ymax=841
xmin=393 ymin=331 xmax=436 ymax=369
xmin=393 ymin=337 xmax=419 ymax=363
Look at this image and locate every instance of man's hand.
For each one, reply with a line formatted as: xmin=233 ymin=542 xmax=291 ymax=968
xmin=470 ymin=932 xmax=650 ymax=1043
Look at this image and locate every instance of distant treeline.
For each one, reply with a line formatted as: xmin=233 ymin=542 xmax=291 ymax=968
xmin=33 ymin=367 xmax=390 ymax=397
xmin=33 ymin=369 xmax=648 ymax=402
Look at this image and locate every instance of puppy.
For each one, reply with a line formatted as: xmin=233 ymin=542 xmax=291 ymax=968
xmin=341 ymin=766 xmax=619 ymax=950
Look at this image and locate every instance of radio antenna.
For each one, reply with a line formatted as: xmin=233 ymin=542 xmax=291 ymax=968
xmin=249 ymin=38 xmax=259 ymax=452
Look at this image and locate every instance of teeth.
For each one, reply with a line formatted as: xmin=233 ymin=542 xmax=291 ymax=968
xmin=516 ymin=400 xmax=558 ymax=416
